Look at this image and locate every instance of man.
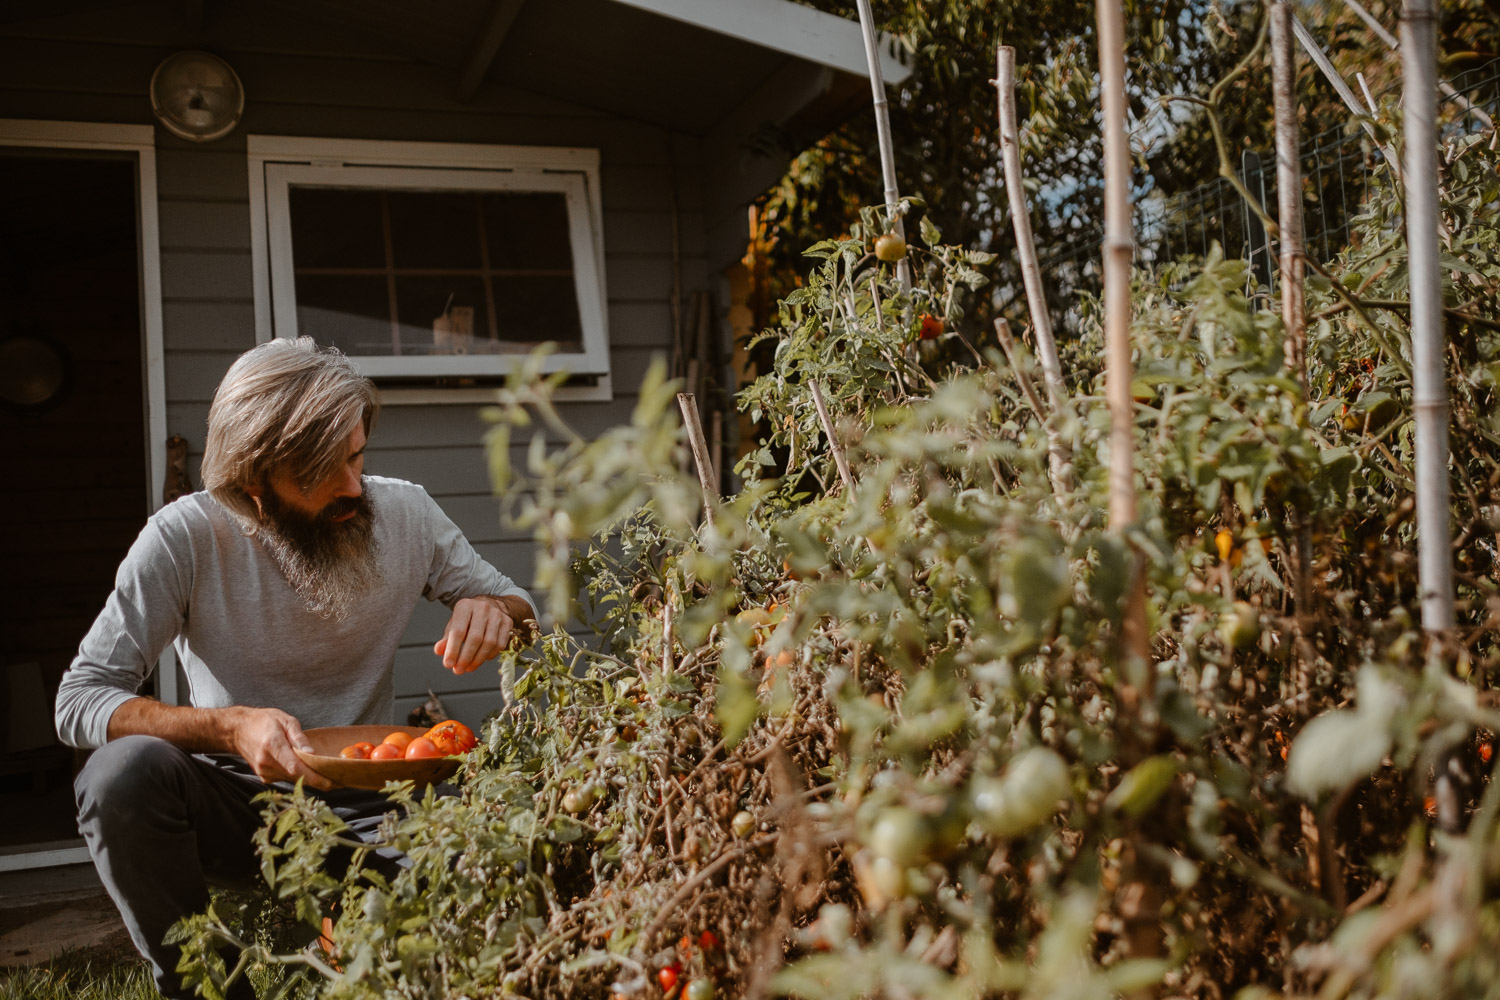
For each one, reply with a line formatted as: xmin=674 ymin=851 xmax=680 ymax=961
xmin=54 ymin=337 xmax=535 ymax=1000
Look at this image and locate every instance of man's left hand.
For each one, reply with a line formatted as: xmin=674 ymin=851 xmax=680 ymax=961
xmin=434 ymin=595 xmax=534 ymax=674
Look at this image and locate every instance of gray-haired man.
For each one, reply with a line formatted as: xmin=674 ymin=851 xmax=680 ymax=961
xmin=55 ymin=337 xmax=534 ymax=999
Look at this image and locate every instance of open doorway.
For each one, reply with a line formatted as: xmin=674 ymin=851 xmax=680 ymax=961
xmin=0 ymin=150 xmax=151 ymax=853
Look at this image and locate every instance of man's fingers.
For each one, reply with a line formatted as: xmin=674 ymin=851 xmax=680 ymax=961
xmin=442 ymin=605 xmax=474 ymax=670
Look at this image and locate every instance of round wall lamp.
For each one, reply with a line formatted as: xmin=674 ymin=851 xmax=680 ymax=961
xmin=0 ymin=334 xmax=74 ymax=414
xmin=150 ymin=50 xmax=245 ymax=142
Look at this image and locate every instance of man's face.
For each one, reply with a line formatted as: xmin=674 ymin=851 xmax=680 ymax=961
xmin=252 ymin=424 xmax=379 ymax=620
xmin=262 ymin=423 xmax=368 ymax=524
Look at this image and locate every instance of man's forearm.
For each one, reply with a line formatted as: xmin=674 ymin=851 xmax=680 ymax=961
xmin=105 ymin=696 xmax=246 ymax=752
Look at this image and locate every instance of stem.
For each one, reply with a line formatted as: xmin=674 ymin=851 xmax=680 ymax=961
xmin=1290 ymin=14 xmax=1403 ymax=180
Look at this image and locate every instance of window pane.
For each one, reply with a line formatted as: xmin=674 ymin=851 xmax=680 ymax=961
xmin=492 ymin=274 xmax=583 ymax=352
xmin=394 ymin=275 xmax=496 ymax=355
xmin=294 ymin=274 xmax=392 ymax=356
xmin=388 ymin=191 xmax=483 ymax=270
xmin=483 ymin=192 xmax=574 ymax=270
xmin=288 ymin=188 xmax=385 ymax=268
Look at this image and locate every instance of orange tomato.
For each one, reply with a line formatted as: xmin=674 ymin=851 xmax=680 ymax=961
xmin=405 ymin=737 xmax=442 ymax=759
xmin=339 ymin=744 xmax=371 ymax=760
xmin=382 ymin=731 xmax=414 ymax=751
xmin=425 ymin=720 xmax=478 ymax=755
xmin=369 ymin=742 xmax=403 ymax=760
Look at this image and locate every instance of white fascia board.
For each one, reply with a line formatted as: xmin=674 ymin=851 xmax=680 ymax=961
xmin=607 ymin=0 xmax=912 ymax=84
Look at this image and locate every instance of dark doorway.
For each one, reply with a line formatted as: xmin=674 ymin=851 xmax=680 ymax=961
xmin=0 ymin=152 xmax=149 ymax=850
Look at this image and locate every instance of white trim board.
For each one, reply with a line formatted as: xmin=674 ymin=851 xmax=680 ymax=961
xmin=0 ymin=118 xmax=176 ymax=705
xmin=0 ymin=118 xmax=174 ymax=874
xmin=608 ymin=0 xmax=913 ymax=84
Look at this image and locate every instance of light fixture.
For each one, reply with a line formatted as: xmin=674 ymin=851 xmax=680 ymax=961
xmin=149 ymin=50 xmax=245 ymax=143
xmin=0 ymin=334 xmax=72 ymax=412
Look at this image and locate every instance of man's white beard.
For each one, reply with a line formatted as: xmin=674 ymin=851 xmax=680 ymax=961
xmin=256 ymin=488 xmax=380 ymax=621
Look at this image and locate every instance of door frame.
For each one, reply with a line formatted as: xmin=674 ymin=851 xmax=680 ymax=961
xmin=0 ymin=120 xmax=171 ymax=873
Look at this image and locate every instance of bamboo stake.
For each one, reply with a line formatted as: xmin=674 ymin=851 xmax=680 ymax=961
xmin=854 ymin=0 xmax=912 ymax=292
xmin=1291 ymin=15 xmax=1402 ymax=180
xmin=809 ymin=380 xmax=856 ymax=495
xmin=1271 ymin=0 xmax=1315 ymax=689
xmin=1270 ymin=2 xmax=1307 ymax=389
xmin=1341 ymin=0 xmax=1494 ymax=129
xmin=677 ymin=392 xmax=718 ymax=528
xmin=1402 ymin=0 xmax=1454 ymax=636
xmin=1097 ymin=0 xmax=1146 ymax=662
xmin=996 ymin=46 xmax=1073 ymax=497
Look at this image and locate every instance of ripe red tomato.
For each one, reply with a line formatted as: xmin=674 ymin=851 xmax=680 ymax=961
xmin=425 ymin=720 xmax=477 ymax=755
xmin=697 ymin=930 xmax=719 ymax=952
xmin=338 ymin=744 xmax=370 ymax=760
xmin=658 ymin=963 xmax=680 ymax=992
xmin=369 ymin=742 xmax=403 ymax=761
xmin=382 ymin=731 xmax=414 ymax=751
xmin=405 ymin=737 xmax=442 ymax=759
xmin=918 ymin=314 xmax=945 ymax=340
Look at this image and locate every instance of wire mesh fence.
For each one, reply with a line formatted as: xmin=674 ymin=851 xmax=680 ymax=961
xmin=1032 ymin=56 xmax=1500 ymax=315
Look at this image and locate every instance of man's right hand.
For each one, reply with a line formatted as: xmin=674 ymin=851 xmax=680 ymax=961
xmin=104 ymin=697 xmax=333 ymax=791
xmin=226 ymin=706 xmax=334 ymax=790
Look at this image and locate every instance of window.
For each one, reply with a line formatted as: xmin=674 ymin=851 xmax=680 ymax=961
xmin=249 ymin=138 xmax=610 ymax=388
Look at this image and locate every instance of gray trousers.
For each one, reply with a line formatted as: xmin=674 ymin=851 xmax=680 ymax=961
xmin=75 ymin=735 xmax=406 ymax=1000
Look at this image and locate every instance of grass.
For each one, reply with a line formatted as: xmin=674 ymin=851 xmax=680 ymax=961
xmin=0 ymin=947 xmax=158 ymax=1000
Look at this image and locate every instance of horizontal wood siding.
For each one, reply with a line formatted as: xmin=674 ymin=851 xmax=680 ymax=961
xmin=0 ymin=3 xmax=714 ymax=730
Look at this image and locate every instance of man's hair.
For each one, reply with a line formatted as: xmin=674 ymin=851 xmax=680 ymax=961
xmin=201 ymin=337 xmax=379 ymax=524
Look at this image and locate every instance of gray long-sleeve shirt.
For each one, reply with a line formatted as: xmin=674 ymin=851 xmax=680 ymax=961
xmin=55 ymin=476 xmax=534 ymax=749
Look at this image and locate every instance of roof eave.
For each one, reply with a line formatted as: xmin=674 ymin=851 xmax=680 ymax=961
xmin=606 ymin=0 xmax=912 ymax=85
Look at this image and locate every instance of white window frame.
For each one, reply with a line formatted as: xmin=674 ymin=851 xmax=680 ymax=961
xmin=248 ymin=136 xmax=612 ymax=401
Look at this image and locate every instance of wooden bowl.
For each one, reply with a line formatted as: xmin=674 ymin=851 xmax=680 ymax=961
xmin=296 ymin=725 xmax=461 ymax=791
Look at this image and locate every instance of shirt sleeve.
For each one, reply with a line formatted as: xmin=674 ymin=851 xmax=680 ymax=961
xmin=54 ymin=516 xmax=190 ymax=749
xmin=419 ymin=489 xmax=536 ymax=618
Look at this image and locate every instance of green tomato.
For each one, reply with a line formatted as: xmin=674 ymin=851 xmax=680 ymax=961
xmin=731 ymin=810 xmax=756 ymax=839
xmin=685 ymin=978 xmax=715 ymax=1000
xmin=1219 ymin=601 xmax=1260 ymax=651
xmin=874 ymin=233 xmax=907 ymax=262
xmin=971 ymin=747 xmax=1070 ymax=838
xmin=867 ymin=806 xmax=932 ymax=867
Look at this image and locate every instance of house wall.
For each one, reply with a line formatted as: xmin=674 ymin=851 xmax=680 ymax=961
xmin=0 ymin=2 xmax=710 ymax=728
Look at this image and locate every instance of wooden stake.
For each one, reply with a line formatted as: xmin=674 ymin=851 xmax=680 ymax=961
xmin=809 ymin=380 xmax=856 ymax=495
xmin=677 ymin=392 xmax=718 ymax=528
xmin=854 ymin=0 xmax=912 ymax=292
xmin=997 ymin=46 xmax=1072 ymax=497
xmin=1270 ymin=3 xmax=1307 ymax=389
xmin=1402 ymin=0 xmax=1454 ymax=636
xmin=1340 ymin=0 xmax=1493 ymax=128
xmin=1271 ymin=0 xmax=1315 ymax=692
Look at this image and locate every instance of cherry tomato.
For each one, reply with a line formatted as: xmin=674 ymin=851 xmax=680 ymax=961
xmin=338 ymin=744 xmax=370 ymax=760
xmin=369 ymin=742 xmax=403 ymax=761
xmin=658 ymin=963 xmax=681 ymax=992
xmin=698 ymin=930 xmax=719 ymax=952
xmin=405 ymin=737 xmax=442 ymax=759
xmin=685 ymin=978 xmax=714 ymax=1000
xmin=382 ymin=731 xmax=413 ymax=751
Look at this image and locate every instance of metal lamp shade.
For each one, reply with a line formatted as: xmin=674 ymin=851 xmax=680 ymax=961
xmin=150 ymin=50 xmax=245 ymax=143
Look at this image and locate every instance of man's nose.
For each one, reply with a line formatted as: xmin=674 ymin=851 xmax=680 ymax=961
xmin=340 ymin=465 xmax=363 ymax=497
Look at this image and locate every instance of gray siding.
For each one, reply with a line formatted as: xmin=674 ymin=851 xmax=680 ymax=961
xmin=0 ymin=3 xmax=712 ymax=730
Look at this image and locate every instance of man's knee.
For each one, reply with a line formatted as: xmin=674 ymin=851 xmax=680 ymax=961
xmin=75 ymin=735 xmax=194 ymax=828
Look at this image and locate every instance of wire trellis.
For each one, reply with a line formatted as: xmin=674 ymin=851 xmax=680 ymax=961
xmin=1032 ymin=57 xmax=1500 ymax=314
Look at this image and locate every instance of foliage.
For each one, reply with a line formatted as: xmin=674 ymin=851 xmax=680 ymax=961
xmin=169 ymin=112 xmax=1500 ymax=1000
